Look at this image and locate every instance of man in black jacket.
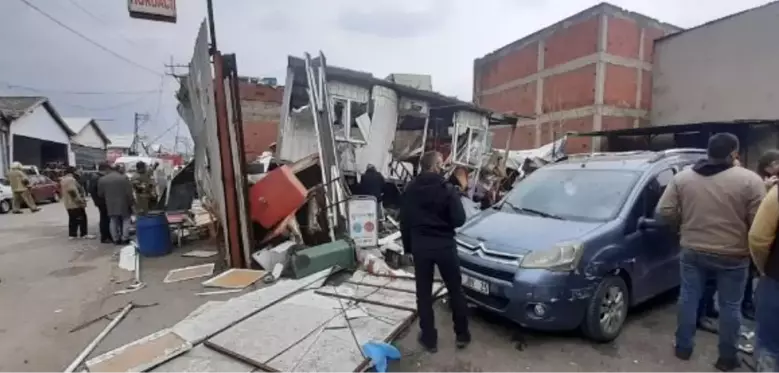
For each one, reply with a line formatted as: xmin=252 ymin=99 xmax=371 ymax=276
xmin=359 ymin=164 xmax=385 ymax=219
xmin=90 ymin=162 xmax=112 ymax=243
xmin=400 ymin=151 xmax=469 ymax=353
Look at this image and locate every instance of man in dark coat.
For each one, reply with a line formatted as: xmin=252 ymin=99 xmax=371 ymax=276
xmin=98 ymin=165 xmax=134 ymax=245
xmin=359 ymin=164 xmax=385 ymax=220
xmin=90 ymin=163 xmax=112 ymax=243
xmin=399 ymin=151 xmax=470 ymax=353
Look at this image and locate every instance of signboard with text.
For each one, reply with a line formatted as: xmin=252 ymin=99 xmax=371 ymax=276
xmin=128 ymin=0 xmax=177 ymax=23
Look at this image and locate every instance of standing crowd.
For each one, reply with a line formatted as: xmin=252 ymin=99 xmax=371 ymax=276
xmin=7 ymin=160 xmax=162 ymax=244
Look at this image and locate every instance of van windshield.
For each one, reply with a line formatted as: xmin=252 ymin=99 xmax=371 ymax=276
xmin=500 ymin=168 xmax=640 ymax=222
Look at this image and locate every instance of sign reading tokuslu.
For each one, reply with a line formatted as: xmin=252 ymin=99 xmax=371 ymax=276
xmin=128 ymin=0 xmax=177 ymax=23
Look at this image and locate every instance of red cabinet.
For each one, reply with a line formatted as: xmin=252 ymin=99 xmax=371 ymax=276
xmin=249 ymin=165 xmax=307 ymax=228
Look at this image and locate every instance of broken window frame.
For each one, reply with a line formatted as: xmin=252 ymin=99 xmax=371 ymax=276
xmin=330 ymin=95 xmax=368 ymax=145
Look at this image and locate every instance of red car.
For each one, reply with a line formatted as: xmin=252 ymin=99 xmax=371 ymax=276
xmin=28 ymin=175 xmax=61 ymax=204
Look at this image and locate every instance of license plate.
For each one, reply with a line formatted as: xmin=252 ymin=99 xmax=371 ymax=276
xmin=461 ymin=274 xmax=490 ymax=295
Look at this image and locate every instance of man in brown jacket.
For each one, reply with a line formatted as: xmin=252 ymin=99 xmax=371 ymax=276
xmin=656 ymin=133 xmax=765 ymax=371
xmin=60 ymin=167 xmax=93 ymax=239
xmin=747 ymin=184 xmax=779 ymax=372
xmin=7 ymin=162 xmax=39 ymax=213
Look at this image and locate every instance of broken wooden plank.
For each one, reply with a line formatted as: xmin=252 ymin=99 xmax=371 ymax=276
xmin=85 ymin=329 xmax=191 ymax=372
xmin=163 ymin=263 xmax=215 ymax=283
xmin=151 ymin=344 xmax=254 ymax=372
xmin=201 ymin=268 xmax=266 ymax=289
xmin=172 ymin=268 xmax=333 ymax=344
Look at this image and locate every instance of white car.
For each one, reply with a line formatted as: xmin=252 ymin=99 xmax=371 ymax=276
xmin=0 ymin=178 xmax=12 ymax=214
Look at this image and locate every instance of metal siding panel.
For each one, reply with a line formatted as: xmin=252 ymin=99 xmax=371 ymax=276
xmin=356 ymin=85 xmax=398 ymax=177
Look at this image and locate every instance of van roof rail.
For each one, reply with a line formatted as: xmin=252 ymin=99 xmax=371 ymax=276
xmin=556 ymin=151 xmax=653 ymax=162
xmin=648 ymin=148 xmax=707 ymax=163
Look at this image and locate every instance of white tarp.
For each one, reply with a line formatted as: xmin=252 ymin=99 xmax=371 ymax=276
xmin=500 ymin=137 xmax=567 ymax=170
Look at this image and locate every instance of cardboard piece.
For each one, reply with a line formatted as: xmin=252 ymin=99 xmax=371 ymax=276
xmin=201 ymin=269 xmax=266 ymax=289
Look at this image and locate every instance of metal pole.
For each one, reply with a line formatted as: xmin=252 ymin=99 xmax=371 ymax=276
xmin=206 ymin=0 xmax=217 ymax=55
xmin=64 ymin=303 xmax=133 ymax=372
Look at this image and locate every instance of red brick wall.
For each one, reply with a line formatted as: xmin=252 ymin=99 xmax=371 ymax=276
xmin=604 ymin=63 xmax=638 ymax=108
xmin=559 ymin=116 xmax=594 ymax=153
xmin=602 ymin=116 xmax=634 ymax=131
xmin=544 ymin=17 xmax=599 ymax=69
xmin=542 ymin=64 xmax=597 ymax=112
xmin=243 ymin=121 xmax=278 ymax=161
xmin=643 ymin=27 xmax=668 ymax=63
xmin=640 ymin=71 xmax=652 ymax=110
xmin=491 ymin=125 xmax=535 ymax=150
xmin=606 ymin=17 xmax=641 ymax=59
xmin=238 ymin=81 xmax=283 ymax=161
xmin=478 ymin=42 xmax=538 ymax=91
xmin=479 ymin=82 xmax=536 ymax=116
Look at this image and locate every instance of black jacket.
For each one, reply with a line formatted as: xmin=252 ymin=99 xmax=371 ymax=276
xmin=360 ymin=169 xmax=385 ymax=201
xmin=90 ymin=172 xmax=106 ymax=206
xmin=399 ymin=172 xmax=466 ymax=254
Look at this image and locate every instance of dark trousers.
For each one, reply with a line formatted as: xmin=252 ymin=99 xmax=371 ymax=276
xmin=413 ymin=248 xmax=470 ymax=347
xmin=96 ymin=204 xmax=111 ymax=241
xmin=67 ymin=207 xmax=88 ymax=238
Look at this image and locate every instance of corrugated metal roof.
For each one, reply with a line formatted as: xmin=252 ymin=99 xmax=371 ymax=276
xmin=0 ymin=96 xmax=46 ymax=119
xmin=0 ymin=96 xmax=75 ymax=136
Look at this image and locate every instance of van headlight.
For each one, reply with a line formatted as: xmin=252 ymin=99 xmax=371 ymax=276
xmin=519 ymin=242 xmax=584 ymax=271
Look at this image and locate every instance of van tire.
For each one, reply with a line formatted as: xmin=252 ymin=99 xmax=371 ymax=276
xmin=0 ymin=199 xmax=10 ymax=214
xmin=581 ymin=275 xmax=629 ymax=342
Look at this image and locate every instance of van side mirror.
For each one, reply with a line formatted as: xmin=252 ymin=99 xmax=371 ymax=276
xmin=638 ymin=216 xmax=662 ymax=230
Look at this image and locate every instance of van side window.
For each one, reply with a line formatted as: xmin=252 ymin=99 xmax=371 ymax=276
xmin=625 ymin=168 xmax=675 ymax=233
xmin=644 ymin=169 xmax=675 ymax=218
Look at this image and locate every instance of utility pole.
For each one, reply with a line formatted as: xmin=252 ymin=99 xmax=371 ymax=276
xmin=133 ymin=112 xmax=149 ymax=155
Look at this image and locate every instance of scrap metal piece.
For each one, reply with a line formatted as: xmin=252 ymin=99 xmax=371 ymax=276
xmin=64 ymin=303 xmax=133 ymax=373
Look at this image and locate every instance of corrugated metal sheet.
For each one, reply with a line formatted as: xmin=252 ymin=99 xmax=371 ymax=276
xmin=279 ymin=106 xmax=319 ymax=162
xmin=177 ymin=20 xmax=226 ymax=238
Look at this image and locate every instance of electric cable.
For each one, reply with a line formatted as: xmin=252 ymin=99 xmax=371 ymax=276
xmin=17 ymin=0 xmax=162 ymax=77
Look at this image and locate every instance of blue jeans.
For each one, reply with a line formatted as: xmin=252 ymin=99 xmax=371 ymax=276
xmin=676 ymin=249 xmax=749 ymax=359
xmin=756 ymin=276 xmax=779 ymax=372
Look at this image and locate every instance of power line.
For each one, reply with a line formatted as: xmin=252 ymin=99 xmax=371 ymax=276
xmin=17 ymin=0 xmax=162 ymax=77
xmin=0 ymin=80 xmax=161 ymax=95
xmin=64 ymin=0 xmax=145 ymax=50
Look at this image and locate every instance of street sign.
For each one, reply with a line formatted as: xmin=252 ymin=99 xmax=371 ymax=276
xmin=347 ymin=196 xmax=378 ymax=248
xmin=128 ymin=0 xmax=177 ymax=23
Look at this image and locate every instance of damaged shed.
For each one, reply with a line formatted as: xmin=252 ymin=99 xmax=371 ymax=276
xmin=276 ymin=55 xmax=520 ymax=188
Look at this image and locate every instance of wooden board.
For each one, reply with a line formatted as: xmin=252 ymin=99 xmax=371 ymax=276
xmin=86 ymin=330 xmax=191 ymax=372
xmin=201 ymin=269 xmax=266 ymax=289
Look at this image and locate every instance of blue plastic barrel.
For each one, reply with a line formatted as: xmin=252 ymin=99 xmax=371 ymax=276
xmin=136 ymin=213 xmax=172 ymax=257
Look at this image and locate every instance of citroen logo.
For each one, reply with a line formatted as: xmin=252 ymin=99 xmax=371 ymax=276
xmin=475 ymin=243 xmax=486 ymax=257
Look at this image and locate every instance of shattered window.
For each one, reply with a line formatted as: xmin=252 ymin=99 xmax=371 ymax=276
xmin=502 ymin=168 xmax=640 ymax=222
xmin=332 ymin=98 xmax=348 ymax=139
xmin=350 ymin=101 xmax=368 ymax=142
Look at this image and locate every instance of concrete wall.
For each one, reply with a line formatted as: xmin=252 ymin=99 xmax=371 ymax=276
xmin=473 ymin=2 xmax=679 ymax=152
xmin=238 ymin=80 xmax=283 ymax=160
xmin=651 ymin=2 xmax=779 ymax=125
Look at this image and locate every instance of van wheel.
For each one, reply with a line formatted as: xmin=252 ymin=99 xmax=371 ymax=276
xmin=0 ymin=199 xmax=10 ymax=214
xmin=581 ymin=275 xmax=629 ymax=342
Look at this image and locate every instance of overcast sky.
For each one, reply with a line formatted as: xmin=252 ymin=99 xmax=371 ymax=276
xmin=0 ymin=0 xmax=771 ymax=148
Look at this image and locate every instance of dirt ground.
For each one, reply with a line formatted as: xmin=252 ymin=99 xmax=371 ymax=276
xmin=0 ymin=203 xmax=745 ymax=372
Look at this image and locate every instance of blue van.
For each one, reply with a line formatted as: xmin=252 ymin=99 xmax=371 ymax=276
xmin=456 ymin=149 xmax=707 ymax=342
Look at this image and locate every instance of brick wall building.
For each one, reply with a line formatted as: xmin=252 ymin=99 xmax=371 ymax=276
xmin=473 ymin=3 xmax=680 ymax=153
xmin=238 ymin=77 xmax=283 ymax=161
